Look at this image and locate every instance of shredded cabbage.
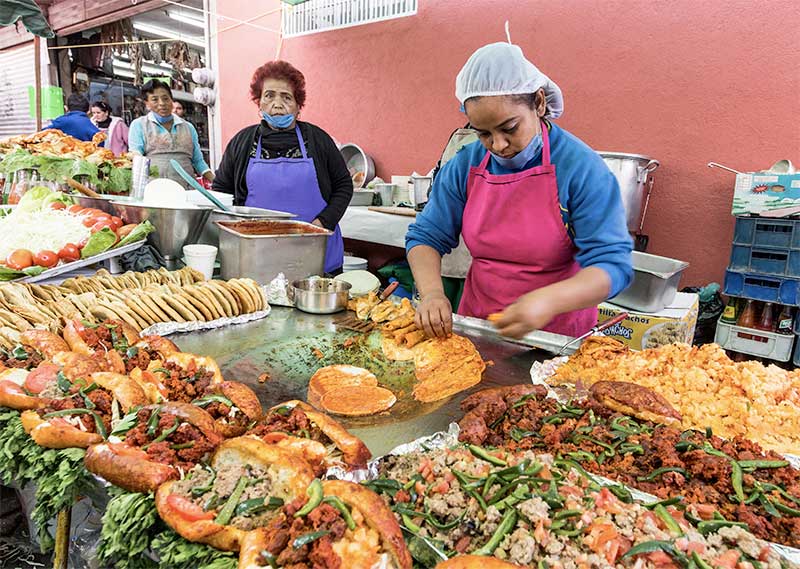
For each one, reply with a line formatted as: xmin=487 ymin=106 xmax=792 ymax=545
xmin=0 ymin=209 xmax=90 ymax=260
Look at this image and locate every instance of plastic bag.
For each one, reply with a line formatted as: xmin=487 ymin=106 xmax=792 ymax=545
xmin=681 ymin=283 xmax=723 ymax=345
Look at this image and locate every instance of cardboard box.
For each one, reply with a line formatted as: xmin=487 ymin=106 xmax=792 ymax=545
xmin=732 ymin=172 xmax=800 ymax=216
xmin=598 ymin=292 xmax=699 ymax=350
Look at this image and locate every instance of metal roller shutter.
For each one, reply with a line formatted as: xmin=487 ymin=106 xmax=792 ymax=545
xmin=0 ymin=42 xmax=48 ymax=139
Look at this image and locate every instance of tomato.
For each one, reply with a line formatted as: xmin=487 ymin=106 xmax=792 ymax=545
xmin=33 ymin=250 xmax=59 ymax=268
xmin=82 ymin=216 xmax=96 ymax=227
xmin=68 ymin=204 xmax=83 ymax=214
xmin=49 ymin=201 xmax=67 ymax=210
xmin=24 ymin=363 xmax=61 ymax=394
xmin=117 ymin=224 xmax=138 ymax=238
xmin=108 ymin=216 xmax=124 ymax=231
xmin=57 ymin=243 xmax=80 ymax=261
xmin=91 ymin=219 xmax=115 ymax=233
xmin=166 ymin=494 xmax=216 ymax=522
xmin=6 ymin=249 xmax=33 ymax=270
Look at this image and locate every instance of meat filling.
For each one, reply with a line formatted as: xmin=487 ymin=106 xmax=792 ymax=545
xmin=124 ymin=408 xmax=216 ymax=470
xmin=159 ymin=360 xmax=215 ymax=403
xmin=248 ymin=407 xmax=330 ymax=445
xmin=0 ymin=346 xmax=44 ymax=370
xmin=38 ymin=385 xmax=114 ymax=433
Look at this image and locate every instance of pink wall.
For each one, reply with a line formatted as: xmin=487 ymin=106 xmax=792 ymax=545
xmin=216 ymin=0 xmax=800 ymax=287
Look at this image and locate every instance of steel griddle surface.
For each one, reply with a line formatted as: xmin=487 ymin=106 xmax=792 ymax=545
xmin=172 ymin=307 xmax=551 ymax=456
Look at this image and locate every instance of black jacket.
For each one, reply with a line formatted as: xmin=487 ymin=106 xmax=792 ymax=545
xmin=212 ymin=120 xmax=353 ymax=229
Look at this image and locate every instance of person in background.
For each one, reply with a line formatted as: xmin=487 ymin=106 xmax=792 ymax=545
xmin=128 ymin=79 xmax=212 ymax=189
xmin=213 ymin=60 xmax=352 ymax=274
xmin=172 ymin=100 xmax=185 ymax=118
xmin=90 ymin=101 xmax=129 ymax=155
xmin=406 ymin=42 xmax=633 ymax=339
xmin=46 ymin=93 xmax=99 ymax=142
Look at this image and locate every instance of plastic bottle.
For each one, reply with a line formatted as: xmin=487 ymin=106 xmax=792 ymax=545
xmin=755 ymin=302 xmax=775 ymax=332
xmin=776 ymin=305 xmax=795 ymax=335
xmin=721 ymin=298 xmax=739 ymax=324
xmin=736 ymin=299 xmax=758 ymax=329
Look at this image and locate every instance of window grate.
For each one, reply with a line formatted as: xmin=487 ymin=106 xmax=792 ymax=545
xmin=282 ymin=0 xmax=417 ymax=37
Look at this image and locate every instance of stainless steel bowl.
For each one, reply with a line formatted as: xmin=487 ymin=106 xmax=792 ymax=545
xmin=199 ymin=205 xmax=295 ymax=248
xmin=290 ymin=277 xmax=351 ymax=314
xmin=340 ymin=143 xmax=375 ymax=188
xmin=73 ymin=194 xmax=138 ymax=215
xmin=110 ymin=201 xmax=213 ymax=268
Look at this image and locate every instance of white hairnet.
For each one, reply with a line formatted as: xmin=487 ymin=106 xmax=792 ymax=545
xmin=455 ymin=42 xmax=564 ymax=118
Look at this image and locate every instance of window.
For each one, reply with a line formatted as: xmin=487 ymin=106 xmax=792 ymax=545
xmin=282 ymin=0 xmax=417 ymax=37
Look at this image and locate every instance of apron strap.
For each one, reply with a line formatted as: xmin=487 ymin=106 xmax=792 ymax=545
xmin=540 ymin=119 xmax=551 ymax=166
xmin=295 ymin=125 xmax=308 ymax=159
xmin=255 ymin=134 xmax=264 ymax=157
xmin=476 ymin=148 xmax=492 ymax=172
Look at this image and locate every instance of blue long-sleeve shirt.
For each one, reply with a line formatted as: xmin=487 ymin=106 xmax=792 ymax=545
xmin=406 ymin=123 xmax=633 ymax=298
xmin=46 ymin=111 xmax=100 ymax=142
xmin=128 ymin=112 xmax=211 ymax=175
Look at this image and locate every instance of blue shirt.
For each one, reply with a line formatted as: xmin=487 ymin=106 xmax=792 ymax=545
xmin=46 ymin=111 xmax=100 ymax=142
xmin=128 ymin=112 xmax=211 ymax=175
xmin=406 ymin=123 xmax=633 ymax=298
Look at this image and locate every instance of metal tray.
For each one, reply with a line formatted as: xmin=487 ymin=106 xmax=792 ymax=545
xmin=16 ymin=240 xmax=146 ymax=284
xmin=610 ymin=250 xmax=689 ymax=313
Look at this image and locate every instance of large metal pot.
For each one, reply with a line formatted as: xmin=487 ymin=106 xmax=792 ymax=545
xmin=340 ymin=143 xmax=375 ymax=188
xmin=290 ymin=277 xmax=351 ymax=314
xmin=597 ymin=152 xmax=660 ymax=233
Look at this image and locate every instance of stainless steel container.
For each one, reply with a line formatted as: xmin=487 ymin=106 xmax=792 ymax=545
xmin=597 ymin=152 xmax=660 ymax=233
xmin=610 ymin=251 xmax=689 ymax=313
xmin=290 ymin=277 xmax=351 ymax=314
xmin=216 ymin=219 xmax=333 ymax=284
xmin=110 ymin=201 xmax=213 ymax=268
xmin=74 ymin=194 xmax=137 ymax=215
xmin=349 ymin=190 xmax=375 ymax=206
xmin=199 ymin=205 xmax=295 ymax=248
xmin=340 ymin=143 xmax=375 ymax=187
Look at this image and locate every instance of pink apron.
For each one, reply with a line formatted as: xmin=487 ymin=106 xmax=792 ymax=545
xmin=458 ymin=121 xmax=598 ymax=337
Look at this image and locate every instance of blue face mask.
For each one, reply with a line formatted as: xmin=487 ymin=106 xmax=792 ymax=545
xmin=152 ymin=112 xmax=174 ymax=125
xmin=490 ymin=133 xmax=542 ymax=170
xmin=261 ymin=111 xmax=295 ymax=130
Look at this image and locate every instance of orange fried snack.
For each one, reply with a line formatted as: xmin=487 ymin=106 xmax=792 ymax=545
xmin=307 ymin=365 xmax=378 ymax=409
xmin=412 ymin=335 xmax=486 ymax=403
xmin=318 ymin=385 xmax=397 ymax=416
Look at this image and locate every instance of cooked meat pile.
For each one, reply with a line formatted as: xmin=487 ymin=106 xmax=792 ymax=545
xmin=0 ymin=345 xmax=44 ymax=370
xmin=458 ymin=385 xmax=800 ymax=547
xmin=248 ymin=406 xmax=328 ymax=444
xmin=125 ymin=408 xmax=216 ymax=469
xmin=38 ymin=384 xmax=115 ymax=433
xmin=159 ymin=360 xmax=215 ymax=403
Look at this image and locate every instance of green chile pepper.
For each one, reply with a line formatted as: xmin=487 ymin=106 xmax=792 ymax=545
xmin=292 ymin=530 xmax=330 ymax=549
xmin=468 ymin=445 xmax=507 ymax=466
xmin=637 ymin=467 xmax=688 ymax=482
xmin=473 ymin=509 xmax=517 ymax=556
xmin=43 ymin=408 xmax=107 ymax=438
xmin=294 ymin=479 xmax=323 ymax=518
xmin=322 ymin=495 xmax=355 ymax=530
xmin=214 ymin=477 xmax=249 ymax=525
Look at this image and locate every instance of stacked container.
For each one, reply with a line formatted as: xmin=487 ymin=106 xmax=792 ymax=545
xmin=718 ymin=216 xmax=800 ymax=363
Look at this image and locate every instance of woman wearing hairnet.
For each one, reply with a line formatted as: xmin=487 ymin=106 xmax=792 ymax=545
xmin=406 ymin=42 xmax=633 ymax=339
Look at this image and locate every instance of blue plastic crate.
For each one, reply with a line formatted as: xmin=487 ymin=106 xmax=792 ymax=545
xmin=729 ymin=245 xmax=800 ymax=277
xmin=733 ymin=217 xmax=800 ymax=250
xmin=723 ymin=269 xmax=800 ymax=305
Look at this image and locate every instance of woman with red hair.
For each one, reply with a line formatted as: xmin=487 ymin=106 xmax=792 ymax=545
xmin=213 ymin=61 xmax=353 ymax=273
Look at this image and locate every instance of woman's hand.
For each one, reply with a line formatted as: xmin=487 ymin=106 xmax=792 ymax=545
xmin=494 ymin=289 xmax=558 ymax=339
xmin=415 ymin=292 xmax=453 ymax=338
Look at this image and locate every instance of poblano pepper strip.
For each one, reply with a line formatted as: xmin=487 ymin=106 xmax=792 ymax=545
xmin=473 ymin=509 xmax=517 ymax=556
xmin=214 ymin=477 xmax=249 ymax=525
xmin=321 ymin=495 xmax=356 ymax=530
xmin=294 ymin=479 xmax=323 ymax=518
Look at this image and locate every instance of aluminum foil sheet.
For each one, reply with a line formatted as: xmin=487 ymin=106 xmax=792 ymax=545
xmin=139 ymin=285 xmax=272 ymax=336
xmin=266 ymin=272 xmax=293 ymax=307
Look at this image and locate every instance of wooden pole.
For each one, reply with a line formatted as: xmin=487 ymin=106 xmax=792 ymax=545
xmin=34 ymin=36 xmax=42 ymax=131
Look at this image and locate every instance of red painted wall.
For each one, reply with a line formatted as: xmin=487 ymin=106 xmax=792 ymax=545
xmin=216 ymin=0 xmax=800 ymax=287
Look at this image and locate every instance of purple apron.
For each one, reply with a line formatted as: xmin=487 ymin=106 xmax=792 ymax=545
xmin=244 ymin=125 xmax=344 ymax=273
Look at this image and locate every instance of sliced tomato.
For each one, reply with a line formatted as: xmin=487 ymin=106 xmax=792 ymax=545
xmin=24 ymin=363 xmax=61 ymax=394
xmin=57 ymin=243 xmax=80 ymax=262
xmin=33 ymin=250 xmax=58 ymax=268
xmin=166 ymin=494 xmax=215 ymax=522
xmin=68 ymin=204 xmax=84 ymax=214
xmin=91 ymin=219 xmax=115 ymax=233
xmin=6 ymin=249 xmax=33 ymax=270
xmin=645 ymin=550 xmax=680 ymax=568
xmin=109 ymin=216 xmax=123 ymax=231
xmin=49 ymin=201 xmax=67 ymax=210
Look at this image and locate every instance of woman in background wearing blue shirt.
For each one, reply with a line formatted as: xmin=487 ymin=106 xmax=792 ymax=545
xmin=128 ymin=80 xmax=212 ymax=189
xmin=406 ymin=42 xmax=633 ymax=340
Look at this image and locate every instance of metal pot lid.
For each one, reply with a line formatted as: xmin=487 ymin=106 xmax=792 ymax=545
xmin=596 ymin=151 xmax=656 ymax=161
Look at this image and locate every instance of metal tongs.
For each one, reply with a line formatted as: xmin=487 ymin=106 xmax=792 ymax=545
xmin=556 ymin=312 xmax=629 ymax=355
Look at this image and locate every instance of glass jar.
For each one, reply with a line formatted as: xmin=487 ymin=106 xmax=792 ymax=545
xmin=7 ymin=168 xmax=40 ymax=205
